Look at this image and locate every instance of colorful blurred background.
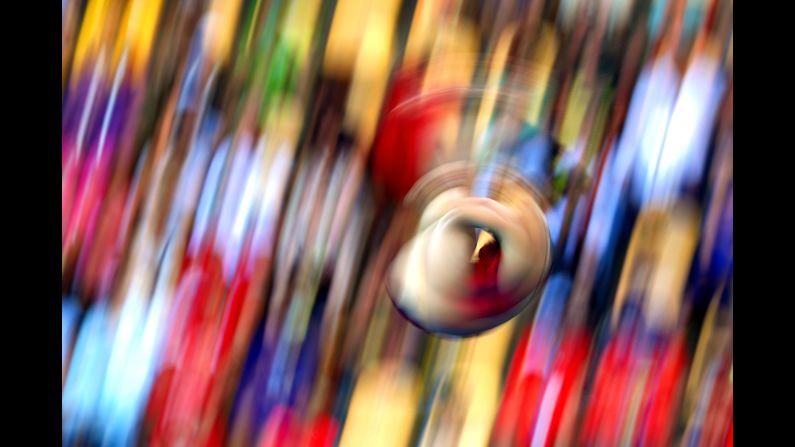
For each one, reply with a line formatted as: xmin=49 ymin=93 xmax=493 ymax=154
xmin=62 ymin=0 xmax=732 ymax=445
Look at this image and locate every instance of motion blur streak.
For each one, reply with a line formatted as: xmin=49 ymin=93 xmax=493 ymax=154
xmin=62 ymin=0 xmax=733 ymax=445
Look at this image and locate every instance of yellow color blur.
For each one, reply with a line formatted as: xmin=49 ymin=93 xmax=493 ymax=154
xmin=558 ymin=71 xmax=592 ymax=148
xmin=403 ymin=0 xmax=438 ymax=65
xmin=525 ymin=24 xmax=559 ymax=127
xmin=323 ymin=0 xmax=371 ymax=79
xmin=472 ymin=24 xmax=517 ymax=161
xmin=455 ymin=322 xmax=515 ymax=447
xmin=204 ymin=0 xmax=245 ymax=65
xmin=71 ymin=0 xmax=119 ymax=84
xmin=421 ymin=19 xmax=479 ymax=94
xmin=611 ymin=203 xmax=700 ymax=331
xmin=339 ymin=363 xmax=420 ymax=447
xmin=344 ymin=0 xmax=402 ymax=148
xmin=113 ymin=0 xmax=165 ymax=80
xmin=282 ymin=0 xmax=323 ymax=67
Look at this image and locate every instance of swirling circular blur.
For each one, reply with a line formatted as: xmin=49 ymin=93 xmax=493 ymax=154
xmin=387 ymin=162 xmax=551 ymax=336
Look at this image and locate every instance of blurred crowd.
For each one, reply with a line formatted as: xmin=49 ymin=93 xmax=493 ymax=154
xmin=62 ymin=0 xmax=732 ymax=445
